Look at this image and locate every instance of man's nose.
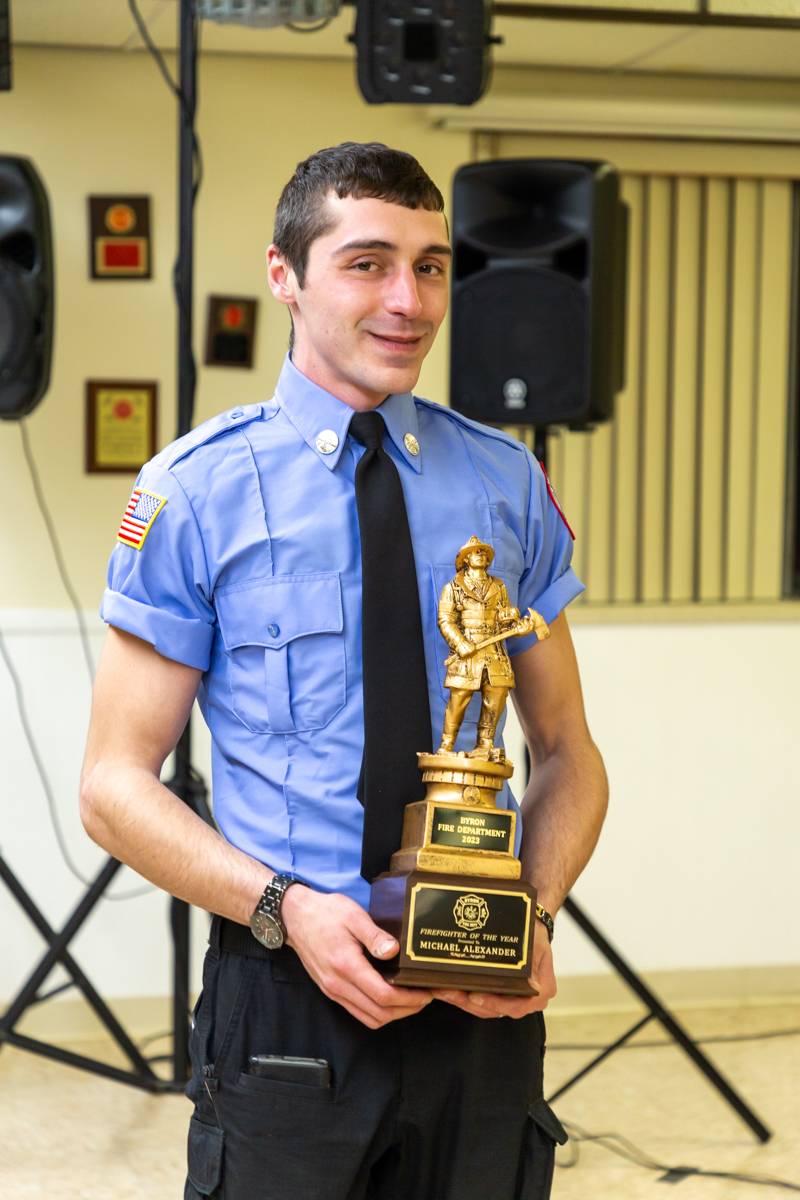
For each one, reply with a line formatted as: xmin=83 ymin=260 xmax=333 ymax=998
xmin=385 ymin=266 xmax=423 ymax=319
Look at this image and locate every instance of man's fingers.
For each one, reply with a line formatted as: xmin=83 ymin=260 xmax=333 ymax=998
xmin=287 ymin=891 xmax=433 ymax=1024
xmin=345 ymin=947 xmax=433 ymax=1009
xmin=329 ymin=973 xmax=431 ymax=1028
xmin=319 ymin=934 xmax=432 ymax=1017
xmin=432 ymin=987 xmax=546 ymax=1019
xmin=345 ymin=906 xmax=400 ymax=961
xmin=342 ymin=907 xmax=433 ymax=1006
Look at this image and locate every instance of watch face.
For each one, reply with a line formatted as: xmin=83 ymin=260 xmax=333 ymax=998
xmin=250 ymin=910 xmax=284 ymax=950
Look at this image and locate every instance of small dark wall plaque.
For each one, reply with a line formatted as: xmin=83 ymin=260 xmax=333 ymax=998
xmin=204 ymin=295 xmax=258 ymax=369
xmin=86 ymin=380 xmax=157 ymax=473
xmin=88 ymin=196 xmax=151 ymax=279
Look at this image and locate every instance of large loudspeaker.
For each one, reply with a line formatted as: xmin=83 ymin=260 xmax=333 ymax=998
xmin=354 ymin=0 xmax=493 ymax=106
xmin=0 ymin=156 xmax=54 ymax=420
xmin=450 ymin=159 xmax=627 ymax=429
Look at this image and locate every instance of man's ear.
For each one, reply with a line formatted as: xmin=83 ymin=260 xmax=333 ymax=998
xmin=266 ymin=244 xmax=298 ymax=307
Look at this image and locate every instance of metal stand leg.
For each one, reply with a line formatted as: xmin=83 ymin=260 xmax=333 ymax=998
xmin=0 ymin=852 xmax=167 ymax=1091
xmin=552 ymin=896 xmax=771 ymax=1143
xmin=524 ymin=437 xmax=771 ymax=1144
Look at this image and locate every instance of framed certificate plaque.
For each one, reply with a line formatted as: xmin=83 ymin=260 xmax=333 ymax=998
xmin=86 ymin=380 xmax=157 ymax=474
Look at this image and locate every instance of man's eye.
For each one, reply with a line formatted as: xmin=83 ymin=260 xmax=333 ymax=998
xmin=418 ymin=263 xmax=445 ymax=276
xmin=352 ymin=260 xmax=378 ymax=271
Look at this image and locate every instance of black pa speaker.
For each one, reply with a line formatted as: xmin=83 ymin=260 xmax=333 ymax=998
xmin=450 ymin=159 xmax=628 ymax=429
xmin=0 ymin=156 xmax=54 ymax=419
xmin=354 ymin=0 xmax=493 ymax=106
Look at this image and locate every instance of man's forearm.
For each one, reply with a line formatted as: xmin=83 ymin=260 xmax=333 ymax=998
xmin=518 ymin=735 xmax=608 ymax=917
xmin=80 ymin=761 xmax=270 ymax=923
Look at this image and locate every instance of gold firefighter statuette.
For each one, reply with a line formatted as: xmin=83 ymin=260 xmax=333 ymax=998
xmin=437 ymin=535 xmax=550 ymax=758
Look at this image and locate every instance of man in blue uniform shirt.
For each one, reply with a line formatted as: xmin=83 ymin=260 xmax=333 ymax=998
xmin=81 ymin=142 xmax=607 ymax=1200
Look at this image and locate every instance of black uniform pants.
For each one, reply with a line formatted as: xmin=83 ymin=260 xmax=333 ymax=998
xmin=184 ymin=917 xmax=567 ymax=1200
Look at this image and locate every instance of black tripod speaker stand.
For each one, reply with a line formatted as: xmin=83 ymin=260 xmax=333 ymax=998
xmin=528 ymin=425 xmax=770 ymax=1143
xmin=0 ymin=1 xmax=205 ymax=1092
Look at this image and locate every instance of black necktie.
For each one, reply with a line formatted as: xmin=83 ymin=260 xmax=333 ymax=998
xmin=350 ymin=411 xmax=432 ymax=882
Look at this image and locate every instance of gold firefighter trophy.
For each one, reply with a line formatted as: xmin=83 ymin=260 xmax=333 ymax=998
xmin=369 ymin=536 xmax=550 ymax=994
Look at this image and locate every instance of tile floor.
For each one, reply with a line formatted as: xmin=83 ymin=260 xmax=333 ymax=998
xmin=0 ymin=1000 xmax=797 ymax=1198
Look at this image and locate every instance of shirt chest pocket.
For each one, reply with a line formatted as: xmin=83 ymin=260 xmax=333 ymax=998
xmin=215 ymin=573 xmax=345 ymax=735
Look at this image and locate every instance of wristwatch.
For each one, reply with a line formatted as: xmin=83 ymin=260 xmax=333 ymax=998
xmin=249 ymin=873 xmax=299 ymax=950
xmin=535 ymin=903 xmax=555 ymax=943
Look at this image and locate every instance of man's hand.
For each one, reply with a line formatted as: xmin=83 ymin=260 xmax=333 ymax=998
xmin=282 ymin=885 xmax=434 ymax=1030
xmin=431 ymin=927 xmax=556 ymax=1019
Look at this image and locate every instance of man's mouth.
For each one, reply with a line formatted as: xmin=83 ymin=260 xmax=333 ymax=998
xmin=367 ymin=332 xmax=424 ymax=352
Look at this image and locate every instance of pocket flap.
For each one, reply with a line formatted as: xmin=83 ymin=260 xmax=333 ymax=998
xmin=528 ymin=1097 xmax=569 ymax=1146
xmin=187 ymin=1115 xmax=224 ymax=1196
xmin=216 ymin=573 xmax=343 ymax=650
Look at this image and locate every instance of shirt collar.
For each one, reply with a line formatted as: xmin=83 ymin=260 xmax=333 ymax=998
xmin=378 ymin=389 xmax=422 ymax=474
xmin=274 ymin=355 xmax=422 ymax=474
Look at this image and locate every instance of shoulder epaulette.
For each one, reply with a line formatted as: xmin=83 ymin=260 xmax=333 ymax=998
xmin=151 ymin=403 xmax=266 ymax=471
xmin=414 ymin=396 xmax=528 ymax=455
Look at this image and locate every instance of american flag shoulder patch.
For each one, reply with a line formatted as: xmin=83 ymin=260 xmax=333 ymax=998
xmin=116 ymin=487 xmax=168 ymax=550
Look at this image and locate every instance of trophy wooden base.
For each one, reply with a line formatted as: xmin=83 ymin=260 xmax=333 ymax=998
xmin=369 ymin=868 xmax=538 ymax=996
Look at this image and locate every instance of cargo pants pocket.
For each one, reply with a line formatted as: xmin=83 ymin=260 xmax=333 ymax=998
xmin=185 ymin=1116 xmax=224 ymax=1199
xmin=518 ymin=1098 xmax=569 ymax=1200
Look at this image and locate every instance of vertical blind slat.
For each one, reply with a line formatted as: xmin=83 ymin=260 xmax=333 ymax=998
xmin=640 ymin=177 xmax=672 ymax=602
xmin=613 ymin=174 xmax=644 ymax=603
xmin=668 ymin=177 xmax=702 ymax=602
xmin=697 ymin=178 xmax=730 ymax=603
xmin=555 ymin=429 xmax=587 ymax=596
xmin=752 ymin=181 xmax=793 ymax=600
xmin=586 ymin=421 xmax=613 ymax=603
xmin=725 ymin=179 xmax=760 ymax=601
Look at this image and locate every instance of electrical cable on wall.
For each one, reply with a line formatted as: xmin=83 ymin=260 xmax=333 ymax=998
xmin=127 ymin=0 xmax=203 ymax=199
xmin=1 ymin=423 xmax=153 ymax=900
xmin=0 ymin=625 xmax=151 ymax=900
xmin=127 ymin=0 xmax=204 ymax=433
xmin=18 ymin=421 xmax=94 ymax=682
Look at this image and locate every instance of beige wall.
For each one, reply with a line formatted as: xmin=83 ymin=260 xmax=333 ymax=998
xmin=0 ymin=47 xmax=468 ymax=610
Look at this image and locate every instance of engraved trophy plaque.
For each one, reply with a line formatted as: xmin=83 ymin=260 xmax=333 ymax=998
xmin=369 ymin=536 xmax=550 ymax=995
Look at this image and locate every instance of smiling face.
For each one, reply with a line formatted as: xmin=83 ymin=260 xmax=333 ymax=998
xmin=267 ymin=193 xmax=451 ymax=410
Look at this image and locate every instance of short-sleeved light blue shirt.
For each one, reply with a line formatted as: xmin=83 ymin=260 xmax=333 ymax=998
xmin=102 ymin=355 xmax=584 ymax=908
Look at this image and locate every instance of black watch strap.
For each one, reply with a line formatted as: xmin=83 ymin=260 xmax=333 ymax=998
xmin=257 ymin=873 xmax=296 ymax=923
xmin=535 ymin=903 xmax=555 ymax=943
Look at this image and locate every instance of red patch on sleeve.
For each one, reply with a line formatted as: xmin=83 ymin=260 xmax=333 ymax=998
xmin=539 ymin=461 xmax=575 ymax=541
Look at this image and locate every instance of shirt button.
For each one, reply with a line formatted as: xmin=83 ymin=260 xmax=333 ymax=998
xmin=404 ymin=433 xmax=420 ymax=456
xmin=315 ymin=429 xmax=339 ymax=455
xmin=267 ymin=623 xmax=280 ymax=638
xmin=230 ymin=408 xmax=244 ymax=420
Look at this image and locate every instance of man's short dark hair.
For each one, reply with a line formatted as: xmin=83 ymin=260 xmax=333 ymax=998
xmin=273 ymin=141 xmax=445 ymax=289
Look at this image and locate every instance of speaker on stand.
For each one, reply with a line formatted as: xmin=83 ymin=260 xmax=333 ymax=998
xmin=451 ymin=157 xmax=627 ymax=433
xmin=448 ymin=158 xmax=770 ymax=1140
xmin=0 ymin=155 xmax=54 ymax=419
